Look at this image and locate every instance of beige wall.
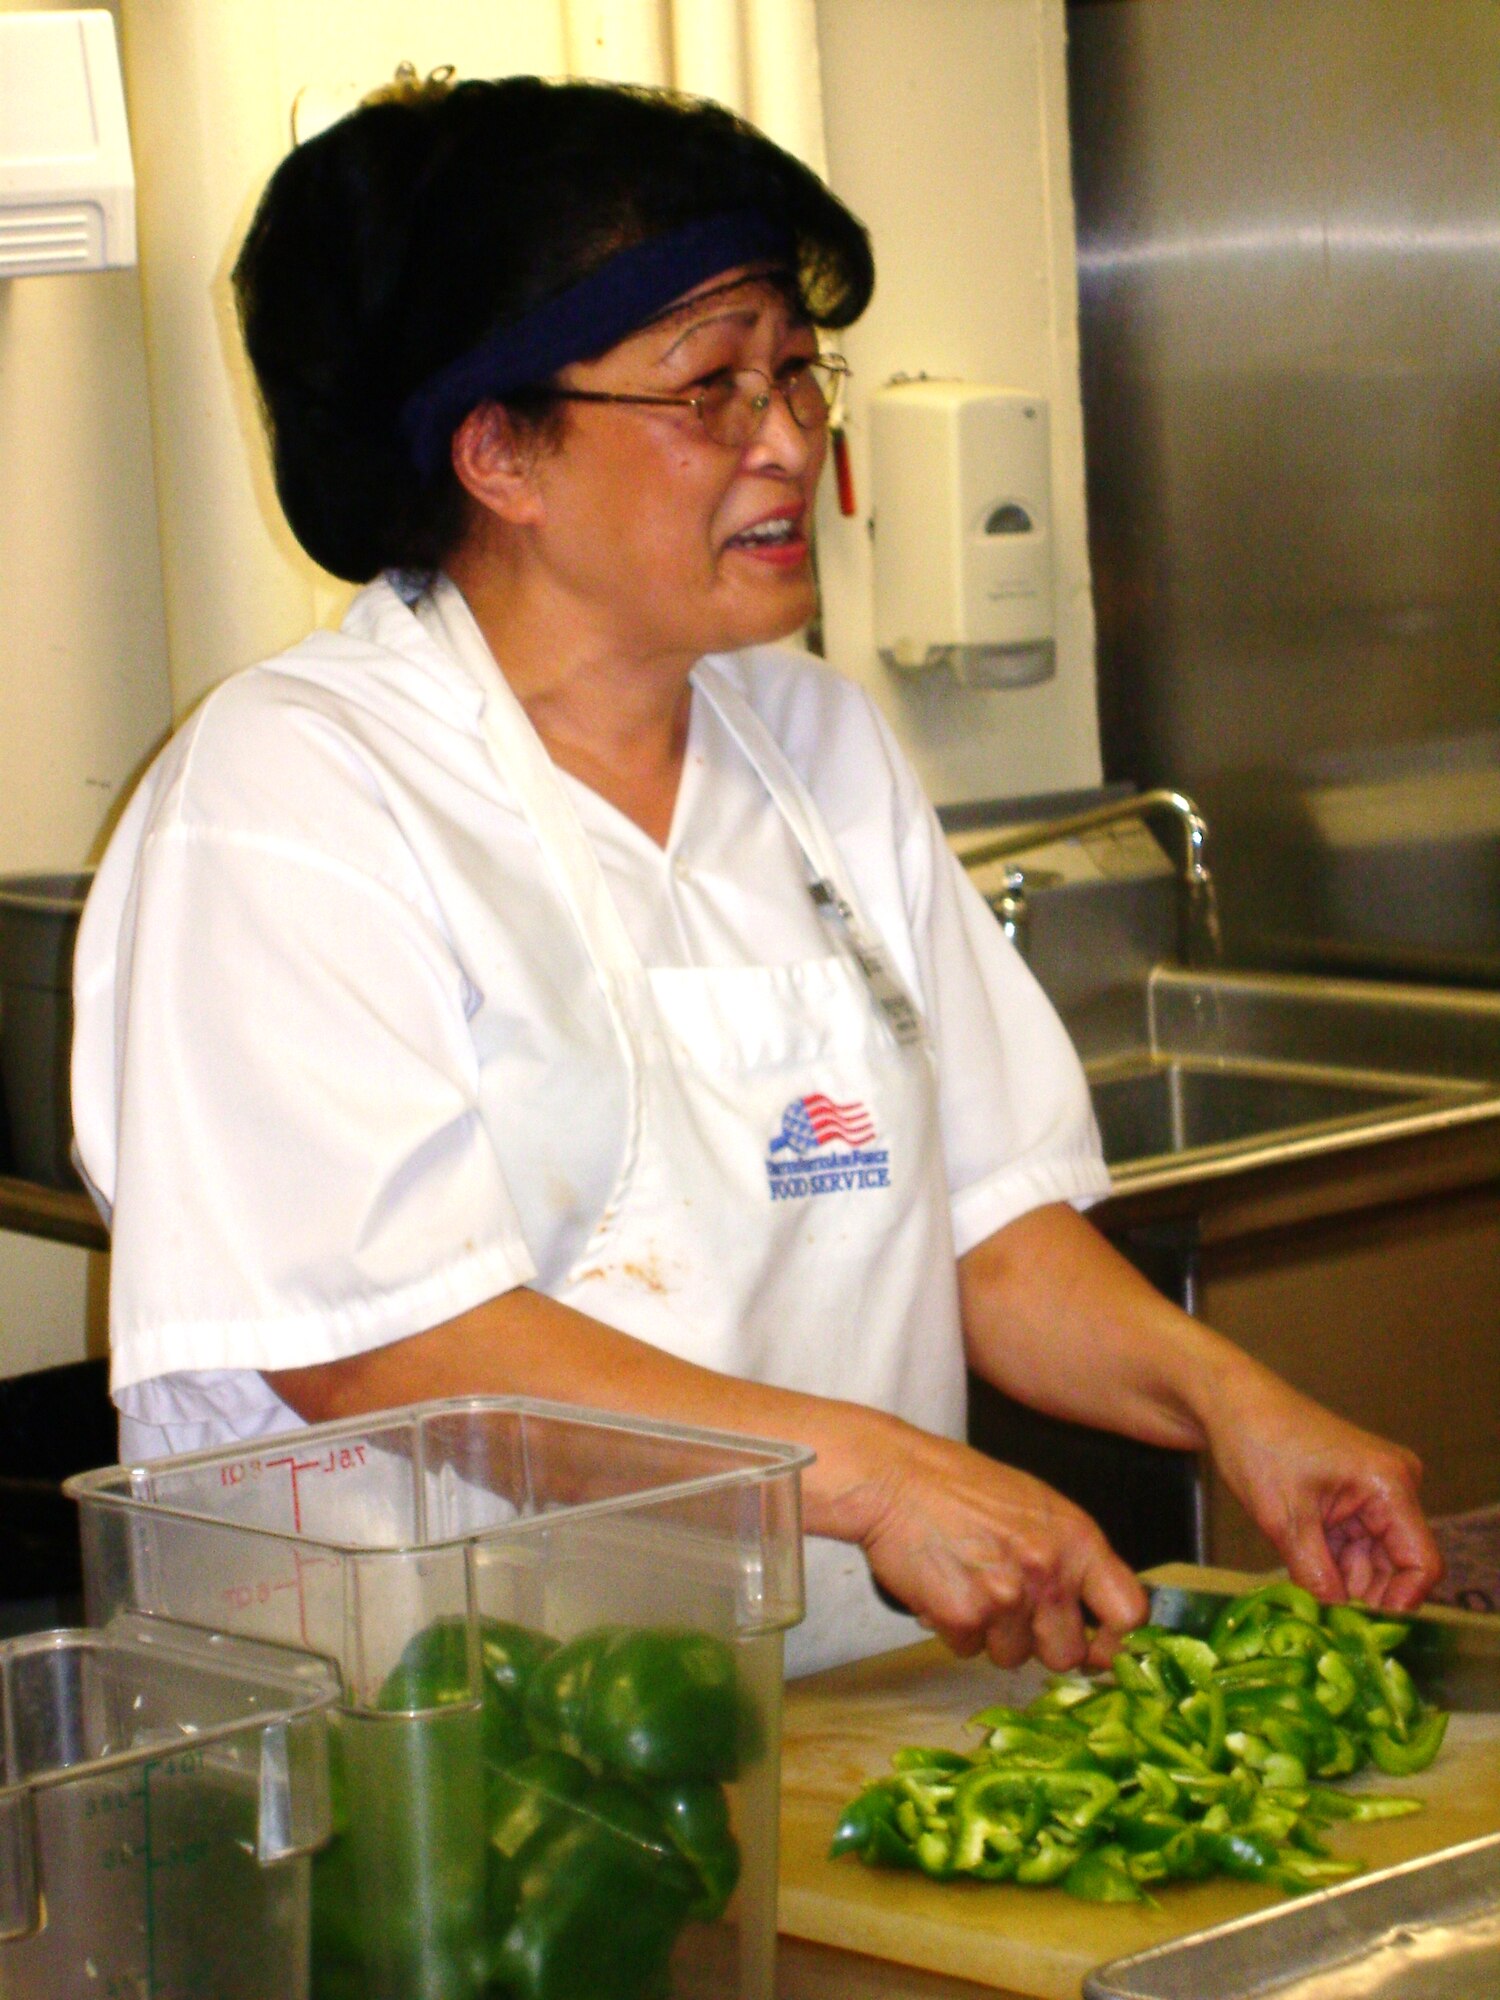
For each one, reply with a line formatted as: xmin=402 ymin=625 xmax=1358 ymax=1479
xmin=814 ymin=0 xmax=1101 ymax=805
xmin=0 ymin=0 xmax=168 ymax=1376
xmin=120 ymin=0 xmax=573 ymax=718
xmin=0 ymin=0 xmax=1096 ymax=1379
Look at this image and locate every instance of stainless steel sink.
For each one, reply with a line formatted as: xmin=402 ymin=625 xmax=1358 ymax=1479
xmin=1082 ymin=967 xmax=1500 ymax=1184
xmin=1089 ymin=1061 xmax=1448 ymax=1166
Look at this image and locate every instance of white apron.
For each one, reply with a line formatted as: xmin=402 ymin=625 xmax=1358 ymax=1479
xmin=446 ymin=599 xmax=968 ymax=1678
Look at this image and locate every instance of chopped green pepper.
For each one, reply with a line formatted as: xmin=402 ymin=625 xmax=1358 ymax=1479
xmin=831 ymin=1582 xmax=1450 ymax=1910
xmin=1064 ymin=1844 xmax=1145 ymax=1902
xmin=829 ymin=1781 xmax=919 ymax=1868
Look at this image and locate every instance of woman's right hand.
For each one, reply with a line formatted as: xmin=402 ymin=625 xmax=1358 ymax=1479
xmin=823 ymin=1412 xmax=1148 ymax=1672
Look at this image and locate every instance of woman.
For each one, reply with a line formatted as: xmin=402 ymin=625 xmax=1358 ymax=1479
xmin=72 ymin=74 xmax=1439 ymax=1677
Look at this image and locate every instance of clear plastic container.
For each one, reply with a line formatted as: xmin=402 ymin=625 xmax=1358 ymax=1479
xmin=67 ymin=1398 xmax=812 ymax=2000
xmin=0 ymin=1616 xmax=337 ymax=1999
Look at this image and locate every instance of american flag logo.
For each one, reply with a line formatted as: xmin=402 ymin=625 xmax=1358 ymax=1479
xmin=768 ymin=1094 xmax=878 ymax=1158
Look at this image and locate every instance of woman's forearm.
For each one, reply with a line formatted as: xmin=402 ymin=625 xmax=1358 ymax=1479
xmin=958 ymin=1201 xmax=1265 ymax=1452
xmin=264 ymin=1284 xmax=902 ymax=1541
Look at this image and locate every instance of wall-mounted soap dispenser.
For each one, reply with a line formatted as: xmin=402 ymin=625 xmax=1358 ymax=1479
xmin=0 ymin=10 xmax=135 ymax=277
xmin=871 ymin=380 xmax=1055 ymax=689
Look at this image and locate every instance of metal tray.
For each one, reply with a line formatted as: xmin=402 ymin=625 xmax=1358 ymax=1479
xmin=1085 ymin=1831 xmax=1500 ymax=1999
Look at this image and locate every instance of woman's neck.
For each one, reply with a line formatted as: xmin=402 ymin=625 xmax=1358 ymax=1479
xmin=444 ymin=556 xmax=692 ymax=849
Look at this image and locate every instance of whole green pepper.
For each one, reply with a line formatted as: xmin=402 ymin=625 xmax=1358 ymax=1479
xmin=488 ymin=1749 xmax=596 ymax=1860
xmin=526 ymin=1625 xmax=750 ymax=1783
xmin=377 ymin=1614 xmax=559 ymax=1771
xmin=647 ymin=1777 xmax=742 ymax=1921
xmin=489 ymin=1779 xmax=698 ymax=2000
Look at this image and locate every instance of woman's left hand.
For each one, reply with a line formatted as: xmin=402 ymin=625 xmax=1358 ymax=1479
xmin=1200 ymin=1366 xmax=1444 ymax=1611
xmin=961 ymin=1204 xmax=1445 ymax=1619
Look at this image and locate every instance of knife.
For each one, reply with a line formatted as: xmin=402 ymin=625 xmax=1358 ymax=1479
xmin=1143 ymin=1567 xmax=1500 ymax=1713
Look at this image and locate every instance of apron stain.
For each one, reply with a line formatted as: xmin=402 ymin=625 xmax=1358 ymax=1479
xmin=574 ymin=1250 xmax=673 ymax=1295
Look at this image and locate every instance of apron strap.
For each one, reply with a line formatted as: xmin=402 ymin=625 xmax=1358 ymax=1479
xmin=421 ymin=580 xmax=647 ymax=988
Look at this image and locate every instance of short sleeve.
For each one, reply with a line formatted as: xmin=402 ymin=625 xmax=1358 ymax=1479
xmin=99 ymin=822 xmax=536 ymax=1390
xmin=916 ymin=833 xmax=1111 ymax=1253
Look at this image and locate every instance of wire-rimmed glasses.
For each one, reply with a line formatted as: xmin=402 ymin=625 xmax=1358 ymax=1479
xmin=546 ymin=355 xmax=849 ymax=449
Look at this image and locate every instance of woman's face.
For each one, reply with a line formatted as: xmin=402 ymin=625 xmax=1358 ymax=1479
xmin=522 ymin=269 xmax=830 ymax=666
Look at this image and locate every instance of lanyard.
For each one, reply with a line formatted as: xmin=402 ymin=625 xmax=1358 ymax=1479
xmin=692 ymin=663 xmax=928 ymax=1052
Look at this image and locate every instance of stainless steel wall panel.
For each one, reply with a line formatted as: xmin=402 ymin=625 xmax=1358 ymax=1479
xmin=1068 ymin=0 xmax=1500 ymax=977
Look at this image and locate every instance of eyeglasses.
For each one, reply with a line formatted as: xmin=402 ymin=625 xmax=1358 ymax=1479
xmin=545 ymin=355 xmax=849 ymax=450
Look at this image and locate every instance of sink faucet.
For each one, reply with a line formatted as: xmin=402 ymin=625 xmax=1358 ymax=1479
xmin=957 ymin=788 xmax=1221 ymax=967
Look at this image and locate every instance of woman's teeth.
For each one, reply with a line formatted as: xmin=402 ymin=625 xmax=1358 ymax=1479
xmin=730 ymin=519 xmax=798 ymax=546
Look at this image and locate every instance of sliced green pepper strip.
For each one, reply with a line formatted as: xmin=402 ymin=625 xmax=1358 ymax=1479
xmin=978 ymin=1721 xmax=1098 ymax=1771
xmin=1112 ymin=1811 xmax=1191 ymax=1855
xmin=1270 ymin=1852 xmax=1364 ymax=1894
xmin=1178 ymin=1685 xmax=1228 ymax=1769
xmin=1209 ymin=1583 xmax=1321 ymax=1661
xmin=829 ymin=1782 xmax=917 ymax=1866
xmin=954 ymin=1766 xmax=1120 ymax=1836
xmin=1315 ymin=1650 xmax=1359 ymax=1717
xmin=1132 ymin=1761 xmax=1181 ymax=1813
xmin=1303 ymin=1785 xmax=1423 ymax=1823
xmin=1208 ymin=1827 xmax=1282 ymax=1880
xmin=1381 ymin=1658 xmax=1419 ymax=1728
xmin=1266 ymin=1618 xmax=1326 ymax=1658
xmin=1112 ymin=1651 xmax=1166 ymax=1698
xmin=1327 ymin=1604 xmax=1410 ymax=1655
xmin=1214 ymin=1656 xmax=1314 ymax=1694
xmin=891 ymin=1746 xmax=972 ymax=1775
xmin=1369 ymin=1709 xmax=1449 ymax=1775
xmin=1015 ymin=1830 xmax=1081 ymax=1885
xmin=1134 ymin=1716 xmax=1214 ymax=1777
xmin=914 ymin=1826 xmax=956 ymax=1877
xmin=1315 ymin=1727 xmax=1361 ymax=1778
xmin=1028 ymin=1678 xmax=1096 ymax=1715
xmin=1261 ymin=1751 xmax=1309 ymax=1792
xmin=1063 ymin=1844 xmax=1144 ymax=1903
xmin=1158 ymin=1636 xmax=1219 ymax=1692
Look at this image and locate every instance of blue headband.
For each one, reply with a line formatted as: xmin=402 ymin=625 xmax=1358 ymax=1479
xmin=399 ymin=209 xmax=795 ymax=480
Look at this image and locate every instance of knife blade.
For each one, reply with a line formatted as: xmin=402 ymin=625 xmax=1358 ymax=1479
xmin=1144 ymin=1576 xmax=1500 ymax=1712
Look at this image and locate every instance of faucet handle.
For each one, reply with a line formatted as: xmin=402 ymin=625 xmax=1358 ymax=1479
xmin=990 ymin=866 xmax=1032 ymax=960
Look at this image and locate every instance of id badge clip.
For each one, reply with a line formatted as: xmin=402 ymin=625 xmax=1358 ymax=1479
xmin=809 ymin=880 xmax=926 ymax=1049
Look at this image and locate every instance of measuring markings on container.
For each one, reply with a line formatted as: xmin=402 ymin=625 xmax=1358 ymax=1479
xmin=217 ymin=1441 xmax=368 ymax=1525
xmin=211 ymin=1449 xmax=364 ymax=1648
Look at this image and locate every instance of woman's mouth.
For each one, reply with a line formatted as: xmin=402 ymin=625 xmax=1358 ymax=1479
xmin=723 ymin=516 xmax=808 ymax=565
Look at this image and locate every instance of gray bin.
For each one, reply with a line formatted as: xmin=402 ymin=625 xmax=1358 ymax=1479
xmin=0 ymin=874 xmax=91 ymax=1188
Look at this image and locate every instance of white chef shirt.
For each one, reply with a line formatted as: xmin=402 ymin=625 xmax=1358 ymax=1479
xmin=72 ymin=575 xmax=1110 ymax=1457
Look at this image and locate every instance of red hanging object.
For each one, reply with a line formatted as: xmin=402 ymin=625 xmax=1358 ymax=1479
xmin=831 ymin=424 xmax=857 ymax=518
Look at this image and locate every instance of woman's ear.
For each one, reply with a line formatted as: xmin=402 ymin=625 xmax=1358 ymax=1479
xmin=449 ymin=403 xmax=546 ymax=526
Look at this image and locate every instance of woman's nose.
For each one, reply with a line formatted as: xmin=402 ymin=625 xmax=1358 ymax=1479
xmin=743 ymin=386 xmax=824 ymax=476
